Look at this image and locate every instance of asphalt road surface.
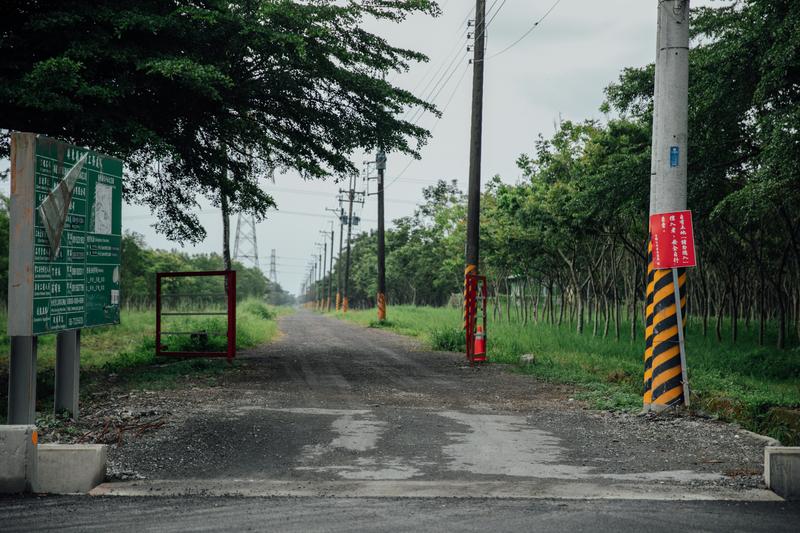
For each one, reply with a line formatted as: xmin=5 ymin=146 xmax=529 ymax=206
xmin=2 ymin=310 xmax=797 ymax=531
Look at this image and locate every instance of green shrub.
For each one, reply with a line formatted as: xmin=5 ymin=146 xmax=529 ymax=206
xmin=240 ymin=299 xmax=276 ymax=320
xmin=430 ymin=326 xmax=465 ymax=352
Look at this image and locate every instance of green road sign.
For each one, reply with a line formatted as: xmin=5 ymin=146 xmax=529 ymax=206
xmin=8 ymin=133 xmax=122 ymax=336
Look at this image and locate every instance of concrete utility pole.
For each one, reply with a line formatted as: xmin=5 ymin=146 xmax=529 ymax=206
xmin=327 ymin=224 xmax=335 ymax=312
xmin=319 ymin=232 xmax=329 ymax=310
xmin=325 ymin=207 xmax=344 ymax=310
xmin=464 ymin=0 xmax=486 ymax=312
xmin=316 ymin=247 xmax=324 ymax=309
xmin=341 ymin=174 xmax=365 ymax=312
xmin=644 ymin=0 xmax=690 ymax=411
xmin=376 ymin=150 xmax=387 ymax=322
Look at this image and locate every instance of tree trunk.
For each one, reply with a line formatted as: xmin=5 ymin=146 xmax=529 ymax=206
xmin=505 ymin=277 xmax=511 ymax=323
xmin=730 ymin=281 xmax=738 ymax=344
xmin=613 ymin=283 xmax=620 ymax=341
xmin=758 ymin=269 xmax=767 ymax=346
xmin=794 ymin=289 xmax=800 ymax=341
xmin=221 ymin=193 xmax=232 ymax=271
xmin=715 ymin=285 xmax=727 ymax=343
xmin=776 ymin=287 xmax=787 ymax=350
xmin=575 ymin=283 xmax=584 ymax=335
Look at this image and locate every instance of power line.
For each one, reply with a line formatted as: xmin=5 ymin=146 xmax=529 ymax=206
xmin=124 ymin=208 xmax=377 ymax=223
xmin=484 ymin=0 xmax=564 ymax=60
xmin=386 ymin=0 xmax=509 ymax=191
xmin=405 ymin=0 xmax=505 ymax=127
xmin=405 ymin=3 xmax=474 ymax=111
xmin=385 ymin=63 xmax=471 ymax=191
xmin=267 ymin=185 xmax=420 ymax=205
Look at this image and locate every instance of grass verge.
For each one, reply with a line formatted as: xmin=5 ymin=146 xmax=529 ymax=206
xmin=327 ymin=305 xmax=800 ymax=445
xmin=0 ymin=299 xmax=291 ymax=420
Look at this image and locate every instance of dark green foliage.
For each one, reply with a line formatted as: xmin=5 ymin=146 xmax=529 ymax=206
xmin=1 ymin=0 xmax=440 ymax=242
xmin=240 ymin=299 xmax=276 ymax=320
xmin=429 ymin=326 xmax=465 ymax=352
xmin=121 ymin=231 xmax=270 ymax=306
xmin=309 ymin=179 xmax=464 ymax=307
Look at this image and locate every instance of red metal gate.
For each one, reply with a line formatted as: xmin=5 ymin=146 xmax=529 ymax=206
xmin=156 ymin=270 xmax=236 ymax=361
xmin=465 ymin=273 xmax=487 ymax=364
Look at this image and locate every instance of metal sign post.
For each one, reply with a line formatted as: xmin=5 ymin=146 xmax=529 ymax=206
xmin=7 ymin=133 xmax=122 ymax=423
xmin=672 ymin=268 xmax=690 ymax=406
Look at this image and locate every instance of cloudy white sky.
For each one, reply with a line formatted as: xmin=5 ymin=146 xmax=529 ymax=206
xmin=3 ymin=1 xmax=728 ymax=295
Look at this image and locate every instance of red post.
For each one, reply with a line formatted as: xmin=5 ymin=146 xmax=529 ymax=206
xmin=153 ymin=270 xmax=237 ymax=359
xmin=465 ymin=274 xmax=487 ymax=364
xmin=227 ymin=270 xmax=236 ymax=362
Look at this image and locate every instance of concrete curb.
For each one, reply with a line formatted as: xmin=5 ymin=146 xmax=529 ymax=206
xmin=35 ymin=444 xmax=107 ymax=494
xmin=0 ymin=425 xmax=38 ymax=494
xmin=90 ymin=478 xmax=784 ymax=502
xmin=765 ymin=447 xmax=800 ymax=501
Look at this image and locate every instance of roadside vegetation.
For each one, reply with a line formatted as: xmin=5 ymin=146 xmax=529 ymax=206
xmin=0 ymin=299 xmax=288 ymax=422
xmin=329 ymin=305 xmax=800 ymax=445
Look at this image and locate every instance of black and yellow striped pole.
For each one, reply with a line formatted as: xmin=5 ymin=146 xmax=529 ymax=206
xmin=646 ymin=266 xmax=688 ymax=407
xmin=644 ymin=0 xmax=691 ymax=412
xmin=643 ymin=240 xmax=655 ymax=406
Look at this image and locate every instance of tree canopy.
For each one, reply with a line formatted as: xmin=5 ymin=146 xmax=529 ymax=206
xmin=1 ymin=0 xmax=440 ymax=242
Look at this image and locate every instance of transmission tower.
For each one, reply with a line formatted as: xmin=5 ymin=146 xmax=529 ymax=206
xmin=233 ymin=214 xmax=260 ymax=270
xmin=269 ymin=249 xmax=278 ymax=284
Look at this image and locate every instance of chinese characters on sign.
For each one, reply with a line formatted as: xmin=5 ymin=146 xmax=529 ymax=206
xmin=649 ymin=210 xmax=696 ymax=269
xmin=8 ymin=133 xmax=122 ymax=336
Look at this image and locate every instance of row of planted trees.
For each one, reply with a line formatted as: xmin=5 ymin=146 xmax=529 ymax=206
xmin=119 ymin=232 xmax=291 ymax=309
xmin=311 ymin=0 xmax=800 ymax=350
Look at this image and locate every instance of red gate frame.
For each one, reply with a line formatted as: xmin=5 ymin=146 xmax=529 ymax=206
xmin=465 ymin=273 xmax=487 ymax=364
xmin=156 ymin=270 xmax=236 ymax=361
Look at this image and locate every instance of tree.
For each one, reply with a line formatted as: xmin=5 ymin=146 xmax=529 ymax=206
xmin=1 ymin=0 xmax=440 ymax=244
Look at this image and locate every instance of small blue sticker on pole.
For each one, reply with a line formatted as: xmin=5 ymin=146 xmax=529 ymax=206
xmin=670 ymin=146 xmax=680 ymax=167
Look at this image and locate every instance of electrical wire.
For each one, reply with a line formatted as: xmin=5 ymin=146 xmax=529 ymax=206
xmin=484 ymin=0 xmax=563 ymax=60
xmin=124 ymin=208 xmax=376 ymax=223
xmin=385 ymin=0 xmax=511 ymax=191
xmin=405 ymin=0 xmax=507 ymax=126
xmin=384 ymin=62 xmax=471 ymax=191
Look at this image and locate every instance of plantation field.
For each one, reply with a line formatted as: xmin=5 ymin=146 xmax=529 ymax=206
xmin=0 ymin=299 xmax=288 ymax=421
xmin=329 ymin=305 xmax=800 ymax=445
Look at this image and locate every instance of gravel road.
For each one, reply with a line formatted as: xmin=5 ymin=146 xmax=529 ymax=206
xmin=99 ymin=310 xmax=770 ymax=492
xmin=4 ymin=309 xmax=795 ymax=531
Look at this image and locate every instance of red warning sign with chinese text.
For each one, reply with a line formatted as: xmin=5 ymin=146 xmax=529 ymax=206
xmin=649 ymin=210 xmax=697 ymax=269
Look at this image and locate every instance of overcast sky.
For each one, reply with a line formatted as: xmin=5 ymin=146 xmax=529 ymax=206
xmin=3 ymin=1 xmax=728 ymax=295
